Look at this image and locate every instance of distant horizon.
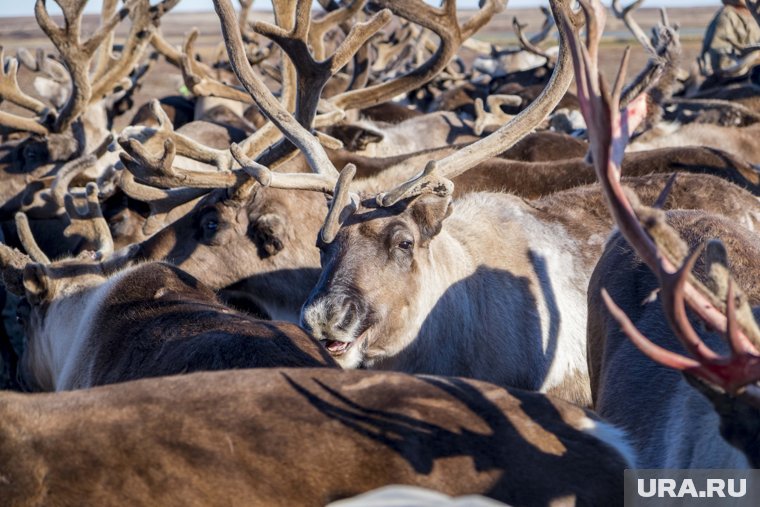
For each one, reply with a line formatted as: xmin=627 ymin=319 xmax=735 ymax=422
xmin=0 ymin=1 xmax=724 ymax=18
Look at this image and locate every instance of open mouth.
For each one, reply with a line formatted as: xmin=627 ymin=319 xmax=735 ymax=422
xmin=322 ymin=339 xmax=354 ymax=356
xmin=321 ymin=329 xmax=368 ymax=357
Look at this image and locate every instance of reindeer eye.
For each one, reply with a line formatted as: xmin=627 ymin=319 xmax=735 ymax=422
xmin=198 ymin=208 xmax=223 ymax=244
xmin=398 ymin=240 xmax=413 ymax=251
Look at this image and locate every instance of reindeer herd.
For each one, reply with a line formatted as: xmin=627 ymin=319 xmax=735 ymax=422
xmin=1 ymin=0 xmax=760 ymax=505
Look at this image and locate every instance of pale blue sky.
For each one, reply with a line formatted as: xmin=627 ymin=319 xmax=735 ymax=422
xmin=0 ymin=1 xmax=723 ymax=18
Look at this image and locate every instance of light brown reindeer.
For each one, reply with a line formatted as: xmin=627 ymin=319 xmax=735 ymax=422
xmin=114 ymin=0 xmax=505 ymax=319
xmin=0 ymin=365 xmax=636 ymax=506
xmin=123 ymin=0 xmax=760 ymax=352
xmin=298 ymin=1 xmax=760 ymax=407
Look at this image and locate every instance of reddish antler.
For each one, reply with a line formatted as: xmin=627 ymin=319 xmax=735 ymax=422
xmin=569 ymin=0 xmax=760 ymax=398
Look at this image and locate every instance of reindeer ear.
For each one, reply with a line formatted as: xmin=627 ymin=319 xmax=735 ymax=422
xmin=23 ymin=263 xmax=50 ymax=305
xmin=251 ymin=212 xmax=286 ymax=257
xmin=408 ymin=194 xmax=453 ymax=246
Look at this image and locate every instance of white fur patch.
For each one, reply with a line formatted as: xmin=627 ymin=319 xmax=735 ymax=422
xmin=40 ymin=267 xmax=135 ymax=390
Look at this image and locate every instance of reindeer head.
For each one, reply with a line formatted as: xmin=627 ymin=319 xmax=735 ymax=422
xmin=301 ymin=192 xmax=452 ymax=367
xmin=300 ymin=0 xmax=579 ymax=365
xmin=0 ymin=237 xmax=121 ymax=392
xmin=134 ymin=180 xmax=329 ymax=320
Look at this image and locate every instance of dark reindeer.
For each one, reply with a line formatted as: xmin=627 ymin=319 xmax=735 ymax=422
xmin=574 ymin=0 xmax=760 ymax=468
xmin=0 ymin=217 xmax=334 ymax=391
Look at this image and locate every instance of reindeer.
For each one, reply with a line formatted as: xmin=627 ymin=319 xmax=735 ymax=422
xmin=0 ymin=0 xmax=179 ymax=176
xmin=612 ymin=1 xmax=760 ymax=162
xmin=0 ymin=206 xmax=335 ymax=391
xmin=298 ymin=1 xmax=760 ymax=407
xmin=121 ymin=0 xmax=760 ymax=342
xmin=0 ymin=366 xmax=636 ymax=506
xmin=106 ymin=0 xmax=502 ymax=320
xmin=364 ymin=143 xmax=760 ymax=198
xmin=0 ymin=0 xmax=185 ymax=269
xmin=572 ymin=0 xmax=760 ymax=469
xmin=472 ymin=7 xmax=558 ymax=78
xmin=588 ymin=212 xmax=760 ymax=468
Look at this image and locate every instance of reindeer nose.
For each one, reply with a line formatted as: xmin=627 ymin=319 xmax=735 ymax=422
xmin=301 ymin=294 xmax=366 ymax=341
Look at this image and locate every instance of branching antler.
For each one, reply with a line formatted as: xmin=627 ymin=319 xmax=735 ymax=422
xmin=250 ymin=0 xmax=391 ymax=128
xmin=119 ymin=137 xmax=239 ymax=189
xmin=329 ymin=0 xmax=505 ymax=111
xmin=473 ymin=95 xmax=520 ymax=136
xmin=0 ymin=110 xmax=49 ymax=136
xmin=230 ymin=144 xmax=340 ymax=194
xmin=50 ymin=155 xmax=97 ymax=209
xmin=117 ymin=169 xmax=207 ymax=236
xmin=29 ymin=0 xmax=177 ymax=134
xmin=309 ymin=0 xmax=365 ymax=61
xmin=369 ymin=21 xmax=415 ymax=74
xmin=150 ymin=28 xmax=182 ymax=67
xmin=90 ymin=0 xmax=180 ymax=102
xmin=620 ymin=15 xmax=679 ymax=109
xmin=571 ymin=0 xmax=760 ymax=400
xmin=14 ymin=212 xmax=51 ymax=264
xmin=0 ymin=243 xmax=34 ymax=297
xmin=19 ymin=155 xmax=96 ymax=218
xmin=180 ymin=30 xmax=252 ymax=103
xmin=513 ymin=11 xmax=556 ymax=63
xmin=0 ymin=47 xmax=53 ymax=134
xmin=214 ymin=0 xmax=343 ymax=176
xmin=119 ymin=100 xmax=235 ymax=172
xmin=34 ymin=0 xmax=133 ymax=132
xmin=15 ymin=183 xmax=114 ymax=264
xmin=0 ymin=47 xmax=49 ymax=116
xmin=375 ymin=0 xmax=581 ymax=207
